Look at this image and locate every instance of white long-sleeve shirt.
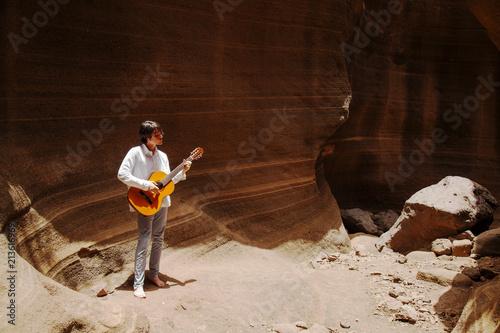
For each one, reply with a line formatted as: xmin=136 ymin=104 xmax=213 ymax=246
xmin=117 ymin=144 xmax=185 ymax=211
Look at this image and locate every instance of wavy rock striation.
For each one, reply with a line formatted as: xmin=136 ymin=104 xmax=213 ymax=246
xmin=0 ymin=0 xmax=354 ymax=301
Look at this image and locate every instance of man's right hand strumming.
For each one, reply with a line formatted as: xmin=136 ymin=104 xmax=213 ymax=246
xmin=148 ymin=181 xmax=160 ymax=194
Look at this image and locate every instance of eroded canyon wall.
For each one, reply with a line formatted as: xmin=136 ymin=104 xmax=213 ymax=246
xmin=0 ymin=0 xmax=353 ymax=291
xmin=469 ymin=0 xmax=500 ymax=51
xmin=324 ymin=0 xmax=500 ymax=213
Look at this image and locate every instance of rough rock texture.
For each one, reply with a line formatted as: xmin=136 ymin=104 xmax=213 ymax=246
xmin=0 ymin=235 xmax=149 ymax=332
xmin=323 ymin=0 xmax=500 ymax=215
xmin=431 ymin=238 xmax=453 ymax=256
xmin=472 ymin=228 xmax=500 ymax=257
xmin=1 ymin=1 xmax=500 ymax=331
xmin=469 ymin=0 xmax=500 ymax=50
xmin=372 ymin=210 xmax=399 ymax=233
xmin=416 ymin=267 xmax=473 ymax=288
xmin=0 ymin=1 xmax=354 ymax=291
xmin=340 ymin=208 xmax=379 ymax=235
xmin=452 ymin=277 xmax=500 ymax=333
xmin=376 ymin=176 xmax=498 ymax=254
xmin=452 ymin=239 xmax=473 ymax=257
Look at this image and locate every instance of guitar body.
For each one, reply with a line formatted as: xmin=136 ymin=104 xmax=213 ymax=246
xmin=128 ymin=171 xmax=175 ymax=216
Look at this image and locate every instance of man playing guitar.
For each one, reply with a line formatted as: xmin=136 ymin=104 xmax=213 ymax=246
xmin=118 ymin=120 xmax=191 ymax=298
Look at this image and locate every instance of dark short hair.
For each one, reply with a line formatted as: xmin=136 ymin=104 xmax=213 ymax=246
xmin=139 ymin=120 xmax=163 ymax=144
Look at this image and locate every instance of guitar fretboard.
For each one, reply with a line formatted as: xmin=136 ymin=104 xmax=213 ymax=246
xmin=159 ymin=156 xmax=194 ymax=186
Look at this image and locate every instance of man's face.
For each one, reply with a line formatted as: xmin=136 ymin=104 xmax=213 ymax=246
xmin=150 ymin=128 xmax=163 ymax=146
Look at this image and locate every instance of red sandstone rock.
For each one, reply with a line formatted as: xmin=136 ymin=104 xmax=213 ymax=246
xmin=0 ymin=0 xmax=354 ymax=289
xmin=472 ymin=228 xmax=500 ymax=257
xmin=323 ymin=0 xmax=500 ymax=214
xmin=452 ymin=278 xmax=500 ymax=333
xmin=469 ymin=0 xmax=500 ymax=50
xmin=452 ymin=239 xmax=473 ymax=257
xmin=431 ymin=238 xmax=453 ymax=256
xmin=376 ymin=176 xmax=497 ymax=254
xmin=416 ymin=268 xmax=473 ymax=288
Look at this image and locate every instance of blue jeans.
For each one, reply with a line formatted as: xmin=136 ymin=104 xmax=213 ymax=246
xmin=133 ymin=207 xmax=168 ymax=290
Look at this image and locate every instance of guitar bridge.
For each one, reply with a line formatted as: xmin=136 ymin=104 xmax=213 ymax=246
xmin=139 ymin=190 xmax=153 ymax=205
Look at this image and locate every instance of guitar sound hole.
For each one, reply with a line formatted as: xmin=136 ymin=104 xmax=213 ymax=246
xmin=139 ymin=191 xmax=153 ymax=205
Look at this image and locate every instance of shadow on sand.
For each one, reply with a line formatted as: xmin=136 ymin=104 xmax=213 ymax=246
xmin=116 ymin=270 xmax=197 ymax=292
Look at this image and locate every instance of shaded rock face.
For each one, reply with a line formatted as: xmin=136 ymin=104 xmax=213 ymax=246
xmin=452 ymin=277 xmax=500 ymax=333
xmin=0 ymin=1 xmax=354 ymax=291
xmin=372 ymin=210 xmax=399 ymax=233
xmin=469 ymin=0 xmax=500 ymax=51
xmin=340 ymin=208 xmax=379 ymax=235
xmin=323 ymin=0 xmax=500 ymax=213
xmin=376 ymin=176 xmax=498 ymax=254
xmin=472 ymin=228 xmax=500 ymax=257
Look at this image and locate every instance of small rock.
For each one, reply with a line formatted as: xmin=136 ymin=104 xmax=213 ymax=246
xmin=461 ymin=267 xmax=481 ymax=281
xmin=294 ymin=321 xmax=308 ymax=329
xmin=378 ymin=299 xmax=403 ymax=314
xmin=397 ymin=296 xmax=413 ymax=304
xmin=96 ymin=289 xmax=108 ymax=297
xmin=416 ymin=268 xmax=473 ymax=287
xmin=327 ymin=253 xmax=339 ymax=262
xmin=406 ymin=251 xmax=437 ymax=262
xmin=438 ymin=255 xmax=454 ymax=261
xmin=479 ymin=268 xmax=498 ymax=279
xmin=395 ymin=256 xmax=408 ymax=264
xmin=394 ymin=305 xmax=419 ymax=324
xmin=339 ymin=321 xmax=351 ymax=328
xmin=452 ymin=239 xmax=473 ymax=257
xmin=389 ymin=286 xmax=406 ymax=298
xmin=431 ymin=238 xmax=453 ymax=256
xmin=417 ymin=307 xmax=431 ymax=313
xmin=392 ymin=276 xmax=403 ymax=283
xmin=454 ymin=230 xmax=475 ymax=241
xmin=316 ymin=252 xmax=328 ymax=262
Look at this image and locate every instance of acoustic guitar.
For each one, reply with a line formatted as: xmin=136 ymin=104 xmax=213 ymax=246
xmin=128 ymin=147 xmax=203 ymax=216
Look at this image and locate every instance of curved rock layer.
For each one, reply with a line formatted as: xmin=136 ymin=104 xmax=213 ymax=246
xmin=0 ymin=235 xmax=150 ymax=332
xmin=0 ymin=1 xmax=353 ymax=289
xmin=323 ymin=0 xmax=500 ymax=213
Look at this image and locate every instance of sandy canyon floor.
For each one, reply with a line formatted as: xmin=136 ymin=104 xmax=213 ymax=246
xmin=81 ymin=234 xmax=499 ymax=333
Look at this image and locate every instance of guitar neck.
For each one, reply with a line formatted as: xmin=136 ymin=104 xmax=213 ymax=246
xmin=159 ymin=156 xmax=193 ymax=186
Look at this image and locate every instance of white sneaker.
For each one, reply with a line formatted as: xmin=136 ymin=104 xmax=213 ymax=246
xmin=134 ymin=286 xmax=146 ymax=298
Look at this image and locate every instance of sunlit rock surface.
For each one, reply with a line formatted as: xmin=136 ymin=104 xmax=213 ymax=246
xmin=0 ymin=1 xmax=353 ymax=292
xmin=2 ymin=1 xmax=500 ymax=330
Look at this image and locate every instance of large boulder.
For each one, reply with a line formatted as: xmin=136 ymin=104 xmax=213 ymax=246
xmin=472 ymin=228 xmax=500 ymax=257
xmin=376 ymin=176 xmax=498 ymax=254
xmin=340 ymin=208 xmax=379 ymax=235
xmin=372 ymin=210 xmax=399 ymax=233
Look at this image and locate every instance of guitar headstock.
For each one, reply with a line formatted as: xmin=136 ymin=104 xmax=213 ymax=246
xmin=190 ymin=147 xmax=204 ymax=160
